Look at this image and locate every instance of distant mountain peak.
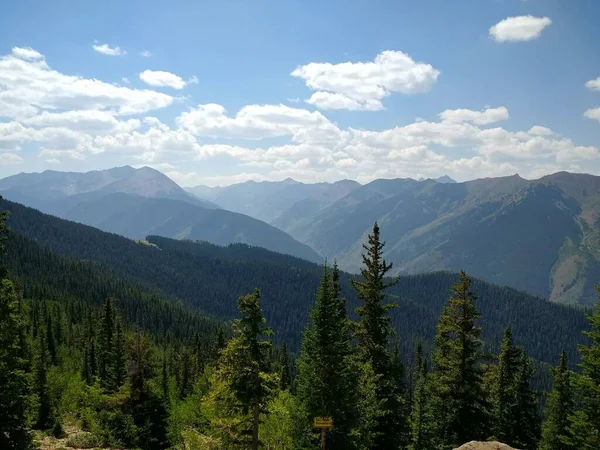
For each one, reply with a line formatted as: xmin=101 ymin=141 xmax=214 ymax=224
xmin=418 ymin=175 xmax=457 ymax=184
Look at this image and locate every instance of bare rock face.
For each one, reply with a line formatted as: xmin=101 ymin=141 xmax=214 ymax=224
xmin=453 ymin=442 xmax=518 ymax=450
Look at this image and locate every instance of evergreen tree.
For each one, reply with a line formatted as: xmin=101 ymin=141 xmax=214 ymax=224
xmin=565 ymin=290 xmax=600 ymax=449
xmin=490 ymin=328 xmax=522 ymax=443
xmin=296 ymin=265 xmax=359 ymax=449
xmin=279 ymin=343 xmax=290 ymax=391
xmin=207 ymin=289 xmax=275 ymax=450
xmin=113 ymin=317 xmax=126 ymax=388
xmin=128 ymin=331 xmax=170 ymax=450
xmin=33 ymin=332 xmax=52 ymax=430
xmin=45 ymin=304 xmax=56 ymax=365
xmin=427 ymin=271 xmax=489 ymax=449
xmin=98 ymin=297 xmax=115 ymax=390
xmin=512 ymin=351 xmax=540 ymax=449
xmin=539 ymin=350 xmax=574 ymax=450
xmin=409 ymin=343 xmax=430 ymax=450
xmin=0 ymin=279 xmax=33 ymax=450
xmin=350 ymin=222 xmax=408 ymax=449
xmin=162 ymin=351 xmax=169 ymax=404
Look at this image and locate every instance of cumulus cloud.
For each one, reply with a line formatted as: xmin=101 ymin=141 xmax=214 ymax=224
xmin=586 ymin=77 xmax=600 ymax=92
xmin=0 ymin=47 xmax=174 ymax=118
xmin=291 ymin=50 xmax=440 ymax=110
xmin=177 ymin=103 xmax=342 ymax=143
xmin=140 ymin=50 xmax=152 ymax=58
xmin=11 ymin=47 xmax=44 ymax=61
xmin=0 ymin=152 xmax=23 ymax=164
xmin=528 ymin=125 xmax=553 ymax=136
xmin=585 ymin=107 xmax=600 ymax=122
xmin=92 ymin=43 xmax=125 ymax=56
xmin=489 ymin=16 xmax=552 ymax=42
xmin=139 ymin=70 xmax=191 ymax=89
xmin=439 ymin=107 xmax=509 ymax=125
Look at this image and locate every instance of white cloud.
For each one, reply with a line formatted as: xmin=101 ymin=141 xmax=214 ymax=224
xmin=39 ymin=148 xmax=85 ymax=161
xmin=489 ymin=16 xmax=552 ymax=42
xmin=177 ymin=103 xmax=341 ymax=142
xmin=139 ymin=70 xmax=188 ymax=89
xmin=0 ymin=152 xmax=23 ymax=164
xmin=586 ymin=77 xmax=600 ymax=92
xmin=92 ymin=43 xmax=125 ymax=56
xmin=140 ymin=50 xmax=152 ymax=58
xmin=11 ymin=47 xmax=43 ymax=61
xmin=585 ymin=107 xmax=600 ymax=122
xmin=122 ymin=77 xmax=130 ymax=84
xmin=291 ymin=50 xmax=440 ymax=110
xmin=21 ymin=110 xmax=141 ymax=135
xmin=439 ymin=106 xmax=509 ymax=125
xmin=188 ymin=75 xmax=199 ymax=85
xmin=528 ymin=125 xmax=553 ymax=136
xmin=0 ymin=47 xmax=175 ymax=118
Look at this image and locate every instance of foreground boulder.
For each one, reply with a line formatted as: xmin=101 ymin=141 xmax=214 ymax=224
xmin=454 ymin=442 xmax=518 ymax=450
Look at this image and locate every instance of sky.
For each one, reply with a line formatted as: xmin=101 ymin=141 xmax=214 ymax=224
xmin=0 ymin=0 xmax=599 ymax=187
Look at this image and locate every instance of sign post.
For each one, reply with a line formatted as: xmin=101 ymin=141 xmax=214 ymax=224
xmin=313 ymin=417 xmax=333 ymax=450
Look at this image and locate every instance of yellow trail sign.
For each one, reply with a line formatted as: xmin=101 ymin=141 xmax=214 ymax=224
xmin=313 ymin=417 xmax=333 ymax=428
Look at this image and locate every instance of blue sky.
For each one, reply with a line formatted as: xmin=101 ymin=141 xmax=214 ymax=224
xmin=1 ymin=0 xmax=599 ymax=186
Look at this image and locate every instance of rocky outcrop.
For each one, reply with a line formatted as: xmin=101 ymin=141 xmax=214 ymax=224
xmin=454 ymin=442 xmax=518 ymax=450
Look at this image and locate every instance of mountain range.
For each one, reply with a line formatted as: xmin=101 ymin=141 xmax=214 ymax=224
xmin=0 ymin=166 xmax=322 ymax=263
xmin=190 ymin=172 xmax=600 ymax=305
xmin=1 ymin=196 xmax=588 ymax=368
xmin=2 ymin=166 xmax=600 ymax=305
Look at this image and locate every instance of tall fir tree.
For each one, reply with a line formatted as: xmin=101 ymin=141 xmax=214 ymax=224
xmin=565 ymin=289 xmax=600 ymax=449
xmin=350 ymin=222 xmax=408 ymax=449
xmin=0 ymin=279 xmax=34 ymax=450
xmin=409 ymin=342 xmax=430 ymax=450
xmin=113 ymin=317 xmax=126 ymax=389
xmin=296 ymin=265 xmax=359 ymax=449
xmin=207 ymin=289 xmax=275 ymax=450
xmin=44 ymin=304 xmax=56 ymax=365
xmin=128 ymin=331 xmax=170 ymax=450
xmin=98 ymin=297 xmax=115 ymax=390
xmin=490 ymin=328 xmax=522 ymax=443
xmin=539 ymin=350 xmax=575 ymax=450
xmin=427 ymin=270 xmax=489 ymax=450
xmin=33 ymin=332 xmax=52 ymax=430
xmin=511 ymin=351 xmax=540 ymax=449
xmin=279 ymin=343 xmax=290 ymax=391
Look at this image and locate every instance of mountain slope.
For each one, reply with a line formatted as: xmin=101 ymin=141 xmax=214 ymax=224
xmin=60 ymin=192 xmax=323 ymax=262
xmin=1 ymin=197 xmax=590 ymax=366
xmin=295 ymin=172 xmax=600 ymax=305
xmin=0 ymin=167 xmax=322 ymax=263
xmin=0 ymin=165 xmax=217 ymax=211
xmin=187 ymin=178 xmax=361 ymax=223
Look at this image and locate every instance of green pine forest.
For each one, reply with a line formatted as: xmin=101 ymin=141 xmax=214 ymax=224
xmin=1 ymin=198 xmax=600 ymax=450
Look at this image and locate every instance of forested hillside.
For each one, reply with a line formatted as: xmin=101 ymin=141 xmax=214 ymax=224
xmin=1 ymin=202 xmax=599 ymax=450
xmin=1 ymin=198 xmax=589 ymax=367
xmin=277 ymin=172 xmax=600 ymax=305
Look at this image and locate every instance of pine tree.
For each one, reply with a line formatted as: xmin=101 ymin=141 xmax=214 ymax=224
xmin=490 ymin=328 xmax=522 ymax=443
xmin=98 ymin=297 xmax=115 ymax=390
xmin=207 ymin=289 xmax=275 ymax=450
xmin=279 ymin=343 xmax=290 ymax=391
xmin=33 ymin=332 xmax=52 ymax=430
xmin=350 ymin=222 xmax=408 ymax=449
xmin=45 ymin=305 xmax=56 ymax=365
xmin=128 ymin=331 xmax=170 ymax=450
xmin=427 ymin=271 xmax=489 ymax=449
xmin=539 ymin=350 xmax=574 ymax=450
xmin=0 ymin=279 xmax=33 ymax=450
xmin=511 ymin=351 xmax=540 ymax=449
xmin=113 ymin=317 xmax=126 ymax=388
xmin=296 ymin=265 xmax=359 ymax=449
xmin=565 ymin=290 xmax=600 ymax=449
xmin=409 ymin=343 xmax=430 ymax=450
